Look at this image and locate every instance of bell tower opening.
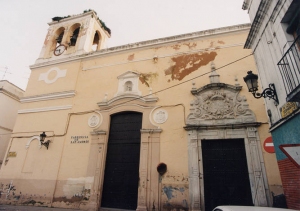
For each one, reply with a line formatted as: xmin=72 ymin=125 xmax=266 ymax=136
xmin=69 ymin=26 xmax=80 ymax=47
xmin=92 ymin=30 xmax=101 ymax=51
xmin=36 ymin=10 xmax=111 ymax=63
xmin=56 ymin=30 xmax=64 ymax=47
xmin=48 ymin=27 xmax=65 ymax=56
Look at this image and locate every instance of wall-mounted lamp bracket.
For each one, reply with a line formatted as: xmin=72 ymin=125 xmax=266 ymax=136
xmin=40 ymin=132 xmax=51 ymax=150
xmin=252 ymin=83 xmax=279 ymax=105
xmin=243 ymin=71 xmax=279 ymax=105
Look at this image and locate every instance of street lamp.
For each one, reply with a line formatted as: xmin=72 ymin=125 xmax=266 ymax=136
xmin=40 ymin=132 xmax=50 ymax=150
xmin=243 ymin=71 xmax=279 ymax=105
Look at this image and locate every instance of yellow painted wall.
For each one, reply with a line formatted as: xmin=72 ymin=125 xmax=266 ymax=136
xmin=0 ymin=22 xmax=281 ymax=210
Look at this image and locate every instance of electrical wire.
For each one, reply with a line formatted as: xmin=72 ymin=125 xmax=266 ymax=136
xmin=3 ymin=53 xmax=253 ymax=139
xmin=103 ymin=53 xmax=253 ymax=108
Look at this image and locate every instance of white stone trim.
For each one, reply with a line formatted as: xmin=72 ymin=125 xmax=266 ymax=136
xmin=153 ymin=109 xmax=168 ymax=124
xmin=18 ymin=105 xmax=72 ymax=114
xmin=186 ymin=127 xmax=270 ymax=210
xmin=38 ymin=67 xmax=67 ymax=84
xmin=88 ymin=113 xmax=102 ymax=128
xmin=115 ymin=71 xmax=141 ymax=97
xmin=25 ymin=136 xmax=40 ymax=149
xmin=21 ymin=90 xmax=75 ymax=103
xmin=97 ymin=95 xmax=158 ymax=107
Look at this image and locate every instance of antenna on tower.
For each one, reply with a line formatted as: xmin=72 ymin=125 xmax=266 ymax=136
xmin=0 ymin=66 xmax=12 ymax=80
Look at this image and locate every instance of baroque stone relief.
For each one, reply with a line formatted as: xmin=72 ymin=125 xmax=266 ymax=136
xmin=187 ymin=84 xmax=256 ymax=125
xmin=88 ymin=112 xmax=102 ymax=128
xmin=153 ymin=109 xmax=168 ymax=124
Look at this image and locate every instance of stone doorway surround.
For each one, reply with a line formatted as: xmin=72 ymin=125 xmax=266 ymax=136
xmin=84 ymin=93 xmax=161 ymax=211
xmin=184 ymin=82 xmax=271 ymax=211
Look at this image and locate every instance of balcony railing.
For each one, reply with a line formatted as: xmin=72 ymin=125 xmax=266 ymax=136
xmin=278 ymin=35 xmax=300 ymax=102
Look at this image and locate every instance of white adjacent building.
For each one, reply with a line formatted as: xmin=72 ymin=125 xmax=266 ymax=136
xmin=0 ymin=80 xmax=24 ymax=168
xmin=242 ymin=0 xmax=300 ymax=209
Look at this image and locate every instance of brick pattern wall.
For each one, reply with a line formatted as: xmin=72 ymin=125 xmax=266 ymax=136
xmin=278 ymin=158 xmax=300 ymax=209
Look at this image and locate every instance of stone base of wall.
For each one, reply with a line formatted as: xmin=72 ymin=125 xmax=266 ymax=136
xmin=278 ymin=158 xmax=300 ymax=210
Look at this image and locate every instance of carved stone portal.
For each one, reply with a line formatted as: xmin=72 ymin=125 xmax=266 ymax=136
xmin=185 ymin=83 xmax=270 ymax=211
xmin=187 ymin=83 xmax=256 ymax=125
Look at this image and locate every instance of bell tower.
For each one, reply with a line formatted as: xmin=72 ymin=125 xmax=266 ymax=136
xmin=36 ymin=10 xmax=111 ymax=63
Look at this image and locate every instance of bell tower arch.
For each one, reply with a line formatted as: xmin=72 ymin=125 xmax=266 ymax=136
xmin=37 ymin=10 xmax=110 ymax=62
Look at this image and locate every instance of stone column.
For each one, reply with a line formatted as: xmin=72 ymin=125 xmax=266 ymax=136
xmin=187 ymin=130 xmax=201 ymax=211
xmin=85 ymin=130 xmax=106 ymax=211
xmin=246 ymin=127 xmax=268 ymax=206
xmin=137 ymin=129 xmax=161 ymax=211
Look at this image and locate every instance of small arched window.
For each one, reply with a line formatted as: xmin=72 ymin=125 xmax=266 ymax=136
xmin=56 ymin=31 xmax=64 ymax=47
xmin=49 ymin=27 xmax=65 ymax=54
xmin=124 ymin=81 xmax=133 ymax=92
xmin=92 ymin=31 xmax=101 ymax=51
xmin=70 ymin=27 xmax=80 ymax=46
xmin=67 ymin=23 xmax=81 ymax=47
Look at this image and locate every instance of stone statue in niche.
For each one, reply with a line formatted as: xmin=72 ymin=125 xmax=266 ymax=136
xmin=124 ymin=81 xmax=133 ymax=92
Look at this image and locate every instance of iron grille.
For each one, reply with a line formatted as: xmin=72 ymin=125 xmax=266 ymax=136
xmin=278 ymin=35 xmax=300 ymax=99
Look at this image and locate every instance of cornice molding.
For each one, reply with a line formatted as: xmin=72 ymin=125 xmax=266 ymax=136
xmin=140 ymin=129 xmax=162 ymax=134
xmin=242 ymin=0 xmax=251 ymax=10
xmin=97 ymin=94 xmax=158 ymax=108
xmin=0 ymin=88 xmax=21 ymax=101
xmin=48 ymin=11 xmax=94 ymax=26
xmin=90 ymin=130 xmax=106 ymax=135
xmin=0 ymin=125 xmax=13 ymax=132
xmin=184 ymin=122 xmax=262 ymax=131
xmin=21 ymin=90 xmax=76 ymax=103
xmin=191 ymin=83 xmax=242 ymax=95
xmin=18 ymin=105 xmax=72 ymax=114
xmin=269 ymin=109 xmax=300 ymax=132
xmin=30 ymin=23 xmax=251 ymax=69
xmin=244 ymin=0 xmax=272 ymax=48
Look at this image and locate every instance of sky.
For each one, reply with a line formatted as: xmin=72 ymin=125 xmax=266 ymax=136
xmin=0 ymin=0 xmax=249 ymax=90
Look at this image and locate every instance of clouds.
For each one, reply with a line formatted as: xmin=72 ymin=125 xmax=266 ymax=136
xmin=0 ymin=0 xmax=249 ymax=90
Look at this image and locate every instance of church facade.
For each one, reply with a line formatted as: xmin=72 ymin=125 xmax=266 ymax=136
xmin=0 ymin=10 xmax=282 ymax=211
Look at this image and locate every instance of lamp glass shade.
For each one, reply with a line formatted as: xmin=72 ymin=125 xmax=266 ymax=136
xmin=244 ymin=71 xmax=258 ymax=92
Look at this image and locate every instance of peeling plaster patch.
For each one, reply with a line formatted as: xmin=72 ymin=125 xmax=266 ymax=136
xmin=178 ymin=187 xmax=185 ymax=193
xmin=128 ymin=54 xmax=135 ymax=61
xmin=139 ymin=72 xmax=158 ymax=87
xmin=80 ymin=29 xmax=87 ymax=37
xmin=183 ymin=42 xmax=197 ymax=49
xmin=209 ymin=41 xmax=214 ymax=48
xmin=44 ymin=29 xmax=52 ymax=46
xmin=163 ymin=174 xmax=189 ymax=183
xmin=63 ymin=177 xmax=94 ymax=197
xmin=171 ymin=44 xmax=181 ymax=50
xmin=162 ymin=186 xmax=188 ymax=211
xmin=163 ymin=186 xmax=174 ymax=200
xmin=53 ymin=196 xmax=82 ymax=203
xmin=218 ymin=40 xmax=225 ymax=44
xmin=164 ymin=52 xmax=217 ymax=81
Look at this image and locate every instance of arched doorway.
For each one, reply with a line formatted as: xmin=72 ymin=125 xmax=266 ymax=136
xmin=101 ymin=111 xmax=142 ymax=210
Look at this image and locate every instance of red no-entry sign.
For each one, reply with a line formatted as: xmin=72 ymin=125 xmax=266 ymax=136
xmin=264 ymin=137 xmax=275 ymax=153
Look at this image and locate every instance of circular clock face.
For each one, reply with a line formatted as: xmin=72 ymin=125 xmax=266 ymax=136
xmin=54 ymin=45 xmax=66 ymax=56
